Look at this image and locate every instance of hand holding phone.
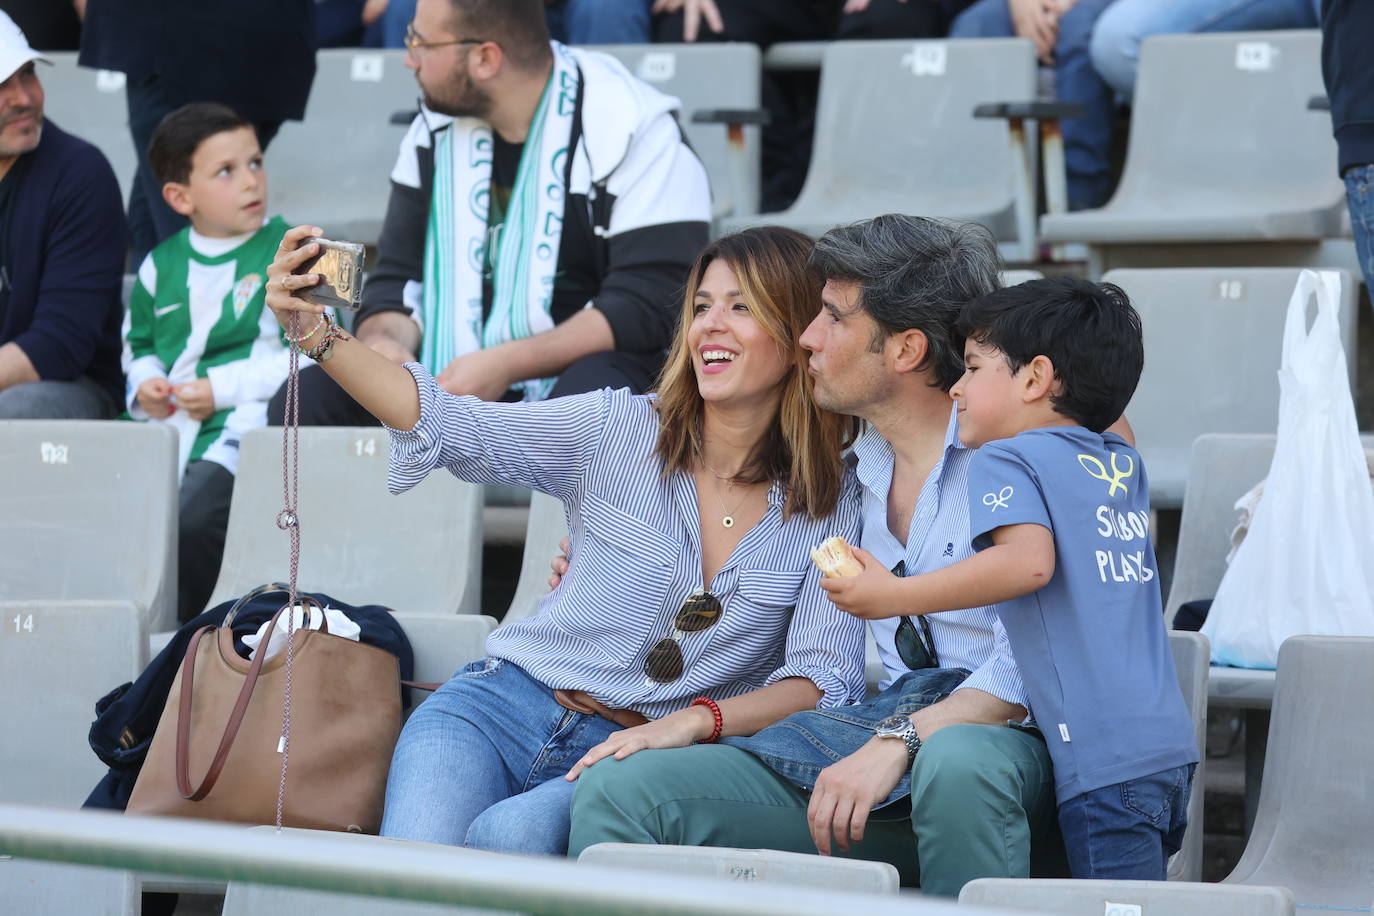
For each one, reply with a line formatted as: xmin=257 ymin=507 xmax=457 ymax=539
xmin=294 ymin=237 xmax=365 ymax=311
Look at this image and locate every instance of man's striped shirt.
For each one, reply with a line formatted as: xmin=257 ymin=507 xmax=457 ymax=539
xmin=855 ymin=411 xmax=1029 ymax=707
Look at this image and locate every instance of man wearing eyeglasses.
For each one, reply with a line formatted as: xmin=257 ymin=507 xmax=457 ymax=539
xmin=571 ymin=215 xmax=1076 ymax=896
xmin=273 ymin=0 xmax=711 ymax=425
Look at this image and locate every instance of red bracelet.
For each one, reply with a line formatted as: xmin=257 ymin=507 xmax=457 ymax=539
xmin=691 ymin=696 xmax=723 ymax=744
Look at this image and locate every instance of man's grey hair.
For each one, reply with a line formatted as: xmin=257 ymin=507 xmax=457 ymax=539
xmin=810 ymin=214 xmax=1002 ymax=391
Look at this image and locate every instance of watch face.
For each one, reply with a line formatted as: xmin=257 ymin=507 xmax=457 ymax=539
xmin=875 ymin=714 xmax=910 ymax=735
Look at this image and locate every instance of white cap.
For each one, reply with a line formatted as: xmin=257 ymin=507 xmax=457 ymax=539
xmin=0 ymin=12 xmax=51 ymax=83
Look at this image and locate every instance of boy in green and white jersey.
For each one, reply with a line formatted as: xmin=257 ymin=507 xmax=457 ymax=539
xmin=121 ymin=103 xmax=291 ymax=623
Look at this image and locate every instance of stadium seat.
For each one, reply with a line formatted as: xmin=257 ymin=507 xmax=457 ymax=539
xmin=577 ymin=843 xmax=900 ymax=894
xmin=959 ymin=878 xmax=1295 ymax=914
xmin=1104 ymin=267 xmax=1357 ymax=507
xmin=395 ymin=613 xmax=496 ymax=687
xmin=1166 ymin=630 xmax=1208 ymax=882
xmin=221 ymin=828 xmax=501 ymax=915
xmin=206 ymin=427 xmax=482 ymax=617
xmin=1040 ymin=31 xmax=1346 ymax=274
xmin=499 ymin=491 xmax=567 ymax=625
xmin=3 ymin=859 xmax=139 ymax=916
xmin=587 ymin=43 xmax=762 ymax=221
xmin=268 ymin=49 xmax=415 ymax=246
xmin=0 ymin=600 xmax=146 ymax=807
xmin=1000 ymin=269 xmax=1043 ymax=286
xmin=1222 ymin=635 xmax=1374 ymax=909
xmin=721 ymin=39 xmax=1037 ymax=250
xmin=40 ymin=53 xmax=138 ymax=204
xmin=0 ymin=421 xmax=178 ymax=631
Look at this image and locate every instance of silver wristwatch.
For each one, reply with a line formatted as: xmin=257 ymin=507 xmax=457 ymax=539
xmin=874 ymin=714 xmax=922 ymax=764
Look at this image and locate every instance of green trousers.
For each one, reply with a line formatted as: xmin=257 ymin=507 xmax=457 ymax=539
xmin=568 ymin=723 xmax=1066 ymax=897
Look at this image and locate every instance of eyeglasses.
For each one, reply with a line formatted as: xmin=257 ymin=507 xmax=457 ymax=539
xmin=644 ymin=590 xmax=723 ymax=683
xmin=404 ymin=22 xmax=486 ymax=51
xmin=891 ymin=561 xmax=939 ymax=671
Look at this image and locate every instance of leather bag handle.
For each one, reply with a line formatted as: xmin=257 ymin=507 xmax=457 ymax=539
xmin=175 ymin=603 xmax=315 ymax=801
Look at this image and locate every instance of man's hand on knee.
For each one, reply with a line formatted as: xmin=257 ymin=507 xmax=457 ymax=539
xmin=807 ymin=736 xmax=909 ymax=855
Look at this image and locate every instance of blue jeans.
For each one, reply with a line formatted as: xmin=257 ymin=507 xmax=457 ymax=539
xmin=545 ymin=0 xmax=652 ymax=44
xmin=1057 ymin=763 xmax=1195 ymax=880
xmin=1091 ymin=0 xmax=1320 ymax=98
xmin=951 ymin=0 xmax=1119 ymax=210
xmin=380 ymin=657 xmax=621 ymax=855
xmin=1343 ymin=164 xmax=1374 ymax=300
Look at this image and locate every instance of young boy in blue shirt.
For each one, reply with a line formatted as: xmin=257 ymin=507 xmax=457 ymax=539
xmin=821 ymin=277 xmax=1198 ymax=880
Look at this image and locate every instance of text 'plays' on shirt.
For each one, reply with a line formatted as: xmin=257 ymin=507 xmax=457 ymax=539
xmin=966 ymin=427 xmax=1198 ymax=804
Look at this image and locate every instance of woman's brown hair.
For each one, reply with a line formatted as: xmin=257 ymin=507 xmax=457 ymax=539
xmin=654 ymin=226 xmax=859 ymax=520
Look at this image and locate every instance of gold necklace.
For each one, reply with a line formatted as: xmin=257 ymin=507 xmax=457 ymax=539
xmin=712 ymin=475 xmax=751 ymax=529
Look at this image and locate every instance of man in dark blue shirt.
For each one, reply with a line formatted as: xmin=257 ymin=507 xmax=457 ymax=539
xmin=0 ymin=12 xmax=126 ymax=419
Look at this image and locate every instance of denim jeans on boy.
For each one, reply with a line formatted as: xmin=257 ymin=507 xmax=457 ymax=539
xmin=1090 ymin=0 xmax=1320 ymax=98
xmin=1057 ymin=762 xmax=1196 ymax=880
xmin=380 ymin=657 xmax=621 ymax=854
xmin=1344 ymin=164 xmax=1374 ymax=300
xmin=950 ymin=0 xmax=1119 ymax=210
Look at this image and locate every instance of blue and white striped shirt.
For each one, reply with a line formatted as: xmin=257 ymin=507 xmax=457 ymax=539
xmin=386 ymin=365 xmax=868 ymax=719
xmin=854 ymin=410 xmax=1029 ymax=707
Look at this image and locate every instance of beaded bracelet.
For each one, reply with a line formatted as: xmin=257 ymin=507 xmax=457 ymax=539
xmin=303 ymin=320 xmax=347 ymax=362
xmin=284 ymin=314 xmax=327 ymax=346
xmin=691 ymin=696 xmax=723 ymax=744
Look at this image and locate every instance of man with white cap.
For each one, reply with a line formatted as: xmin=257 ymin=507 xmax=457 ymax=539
xmin=0 ymin=11 xmax=126 ymax=419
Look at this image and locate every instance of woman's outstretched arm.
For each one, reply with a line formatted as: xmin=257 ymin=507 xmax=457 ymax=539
xmin=265 ymin=224 xmax=423 ymax=430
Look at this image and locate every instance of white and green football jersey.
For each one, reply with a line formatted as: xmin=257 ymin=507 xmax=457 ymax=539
xmin=122 ymin=217 xmax=290 ymax=476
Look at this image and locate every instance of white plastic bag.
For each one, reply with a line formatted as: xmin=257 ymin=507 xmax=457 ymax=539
xmin=1202 ymin=270 xmax=1374 ymax=668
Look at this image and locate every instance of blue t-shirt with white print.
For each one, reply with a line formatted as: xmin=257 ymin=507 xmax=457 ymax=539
xmin=966 ymin=426 xmax=1198 ymax=804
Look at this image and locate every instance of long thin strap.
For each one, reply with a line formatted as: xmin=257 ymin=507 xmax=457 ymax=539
xmin=174 ymin=605 xmax=293 ymax=801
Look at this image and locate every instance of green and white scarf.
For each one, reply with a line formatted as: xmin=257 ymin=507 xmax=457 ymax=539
xmin=420 ymin=42 xmax=580 ymax=401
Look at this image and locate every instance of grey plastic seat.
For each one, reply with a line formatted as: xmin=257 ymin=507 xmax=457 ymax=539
xmin=268 ymin=48 xmax=415 ymax=246
xmin=39 ymin=53 xmax=138 ymax=204
xmin=1222 ymin=635 xmax=1374 ymax=909
xmin=2 ymin=859 xmax=139 ymax=916
xmin=1105 ymin=267 xmax=1356 ymax=507
xmin=588 ymin=43 xmax=761 ymax=221
xmin=394 ymin=613 xmax=496 ymax=686
xmin=222 ymin=828 xmax=502 ymax=915
xmin=499 ymin=491 xmax=567 ymax=625
xmin=960 ymin=878 xmax=1295 ymax=914
xmin=1000 ymin=269 xmax=1043 ymax=286
xmin=1166 ymin=630 xmax=1208 ymax=882
xmin=577 ymin=843 xmax=900 ymax=894
xmin=207 ymin=427 xmax=482 ymax=616
xmin=1041 ymin=32 xmax=1343 ymax=253
xmin=0 ymin=421 xmax=178 ymax=631
xmin=722 ymin=38 xmax=1036 ymax=246
xmin=0 ymin=600 xmax=146 ymax=807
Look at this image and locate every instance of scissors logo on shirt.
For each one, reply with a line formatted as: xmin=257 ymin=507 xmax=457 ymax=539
xmin=1077 ymin=453 xmax=1134 ymax=497
xmin=983 ymin=486 xmax=1013 ymax=511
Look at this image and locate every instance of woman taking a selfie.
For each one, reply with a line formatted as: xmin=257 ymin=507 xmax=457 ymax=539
xmin=263 ymin=223 xmax=864 ymax=855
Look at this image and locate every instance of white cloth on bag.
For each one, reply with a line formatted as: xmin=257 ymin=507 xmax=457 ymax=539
xmin=243 ymin=605 xmax=361 ymax=661
xmin=1202 ymin=270 xmax=1374 ymax=668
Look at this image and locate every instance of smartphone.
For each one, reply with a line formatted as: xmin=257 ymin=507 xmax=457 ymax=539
xmin=295 ymin=237 xmax=365 ymax=311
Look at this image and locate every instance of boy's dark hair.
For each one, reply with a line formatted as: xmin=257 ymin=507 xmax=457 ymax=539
xmin=147 ymin=103 xmax=254 ymax=186
xmin=956 ymin=277 xmax=1144 ymax=433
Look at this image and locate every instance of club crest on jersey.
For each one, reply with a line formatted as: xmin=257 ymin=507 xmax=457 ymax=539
xmin=232 ymin=274 xmax=263 ymax=320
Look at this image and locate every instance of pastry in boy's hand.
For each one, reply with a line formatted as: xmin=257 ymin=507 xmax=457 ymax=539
xmin=810 ymin=536 xmax=864 ymax=578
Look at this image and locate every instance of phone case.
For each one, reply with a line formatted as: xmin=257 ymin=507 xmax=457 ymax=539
xmin=296 ymin=237 xmax=365 ymax=311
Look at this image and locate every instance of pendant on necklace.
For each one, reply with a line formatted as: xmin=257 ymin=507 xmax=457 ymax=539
xmin=722 ymin=516 xmax=735 ymax=529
